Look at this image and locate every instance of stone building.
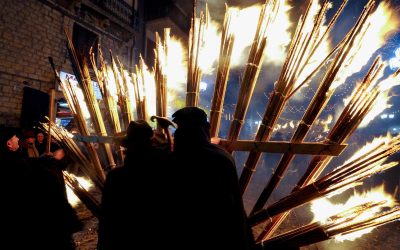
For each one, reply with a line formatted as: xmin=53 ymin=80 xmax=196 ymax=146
xmin=0 ymin=0 xmax=190 ymax=128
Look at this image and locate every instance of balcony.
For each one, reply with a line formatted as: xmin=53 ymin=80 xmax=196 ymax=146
xmin=86 ymin=0 xmax=139 ymax=30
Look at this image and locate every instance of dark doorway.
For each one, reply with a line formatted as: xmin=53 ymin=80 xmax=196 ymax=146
xmin=20 ymin=87 xmax=50 ymax=129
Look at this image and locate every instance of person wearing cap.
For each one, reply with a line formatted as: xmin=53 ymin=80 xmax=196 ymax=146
xmin=0 ymin=126 xmax=81 ymax=249
xmin=166 ymin=107 xmax=256 ymax=250
xmin=98 ymin=120 xmax=169 ymax=250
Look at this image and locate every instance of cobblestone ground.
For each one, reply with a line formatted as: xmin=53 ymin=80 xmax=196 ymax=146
xmin=73 ymin=203 xmax=98 ymax=250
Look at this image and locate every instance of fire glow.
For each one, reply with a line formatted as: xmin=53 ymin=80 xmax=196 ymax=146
xmin=311 ymin=185 xmax=396 ymax=241
xmin=66 ymin=174 xmax=94 ymax=207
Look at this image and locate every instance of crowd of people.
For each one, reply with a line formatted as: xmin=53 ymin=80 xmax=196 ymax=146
xmin=1 ymin=107 xmax=259 ymax=250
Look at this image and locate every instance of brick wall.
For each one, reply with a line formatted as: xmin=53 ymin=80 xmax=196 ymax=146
xmin=0 ymin=0 xmax=135 ymax=127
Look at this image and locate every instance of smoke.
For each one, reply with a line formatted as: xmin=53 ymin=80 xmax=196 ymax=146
xmin=196 ymin=0 xmax=263 ymax=20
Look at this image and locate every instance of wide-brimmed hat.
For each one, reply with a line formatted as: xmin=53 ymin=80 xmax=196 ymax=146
xmin=172 ymin=107 xmax=209 ymax=127
xmin=120 ymin=120 xmax=153 ymax=147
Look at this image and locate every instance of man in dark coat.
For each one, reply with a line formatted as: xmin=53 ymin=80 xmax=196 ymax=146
xmin=97 ymin=120 xmax=168 ymax=250
xmin=168 ymin=107 xmax=255 ymax=250
xmin=0 ymin=126 xmax=81 ymax=250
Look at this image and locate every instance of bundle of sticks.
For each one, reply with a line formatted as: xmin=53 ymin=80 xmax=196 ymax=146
xmin=65 ymin=29 xmax=116 ymax=169
xmin=260 ymin=201 xmax=400 ymax=248
xmin=209 ymin=5 xmax=235 ymax=138
xmin=257 ymin=59 xmax=400 ymax=241
xmin=40 ymin=121 xmax=101 ymax=217
xmin=186 ymin=3 xmax=207 ymax=107
xmin=238 ymin=0 xmax=349 ymax=193
xmin=227 ymin=0 xmax=279 ymax=144
xmin=132 ymin=56 xmax=149 ymax=121
xmin=248 ymin=134 xmax=400 ymax=227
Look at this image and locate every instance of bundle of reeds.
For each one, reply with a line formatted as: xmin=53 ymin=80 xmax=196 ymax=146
xmin=226 ymin=0 xmax=279 ymax=143
xmin=209 ymin=5 xmax=235 ymax=138
xmin=65 ymin=29 xmax=116 ymax=169
xmin=90 ymin=46 xmax=122 ymax=135
xmin=154 ymin=29 xmax=170 ymax=119
xmin=48 ymin=57 xmax=106 ymax=184
xmin=250 ymin=56 xmax=384 ymax=215
xmin=239 ymin=0 xmax=350 ymax=193
xmin=64 ymin=171 xmax=101 ymax=218
xmin=257 ymin=57 xmax=398 ymax=242
xmin=132 ymin=56 xmax=148 ymax=121
xmin=186 ymin=3 xmax=207 ymax=107
xmin=260 ymin=202 xmax=400 ymax=248
xmin=109 ymin=50 xmax=130 ymax=130
xmin=248 ymin=134 xmax=400 ymax=227
xmin=116 ymin=56 xmax=135 ymax=125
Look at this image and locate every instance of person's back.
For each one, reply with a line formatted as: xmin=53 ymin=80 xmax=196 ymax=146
xmin=168 ymin=107 xmax=255 ymax=250
xmin=98 ymin=120 xmax=168 ymax=250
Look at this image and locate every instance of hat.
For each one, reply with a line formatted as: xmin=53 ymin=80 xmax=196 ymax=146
xmin=121 ymin=120 xmax=153 ymax=147
xmin=172 ymin=107 xmax=209 ymax=127
xmin=0 ymin=126 xmax=20 ymax=145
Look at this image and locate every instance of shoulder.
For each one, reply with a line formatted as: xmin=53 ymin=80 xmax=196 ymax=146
xmin=106 ymin=167 xmax=128 ymax=181
xmin=206 ymin=143 xmax=235 ymax=164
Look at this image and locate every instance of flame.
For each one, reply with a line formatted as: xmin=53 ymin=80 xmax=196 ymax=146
xmin=66 ymin=175 xmax=94 ymax=207
xmin=199 ymin=16 xmax=221 ymax=74
xmin=229 ymin=2 xmax=292 ymax=67
xmin=344 ymin=133 xmax=392 ymax=165
xmin=358 ymin=71 xmax=400 ymax=128
xmin=106 ymin=66 xmax=119 ymax=100
xmin=332 ymin=2 xmax=399 ymax=90
xmin=166 ymin=36 xmax=188 ymax=115
xmin=74 ymin=85 xmax=91 ymax=120
xmin=320 ymin=114 xmax=333 ymax=132
xmin=359 ymin=90 xmax=392 ymax=128
xmin=295 ymin=0 xmax=332 ymax=91
xmin=264 ymin=0 xmax=292 ymax=64
xmin=311 ymin=185 xmax=396 ymax=241
xmin=123 ymin=69 xmax=137 ymax=114
xmin=142 ymin=64 xmax=157 ymax=118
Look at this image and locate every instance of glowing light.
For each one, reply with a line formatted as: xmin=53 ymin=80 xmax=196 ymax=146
xmin=333 ymin=2 xmax=399 ymax=90
xmin=200 ymin=81 xmax=208 ymax=91
xmin=229 ymin=1 xmax=292 ymax=67
xmin=66 ymin=175 xmax=94 ymax=207
xmin=389 ymin=47 xmax=400 ymax=70
xmin=344 ymin=133 xmax=392 ymax=165
xmin=311 ymin=185 xmax=395 ymax=241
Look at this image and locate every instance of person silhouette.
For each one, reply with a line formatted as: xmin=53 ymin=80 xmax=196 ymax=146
xmin=167 ymin=107 xmax=256 ymax=250
xmin=97 ymin=120 xmax=168 ymax=250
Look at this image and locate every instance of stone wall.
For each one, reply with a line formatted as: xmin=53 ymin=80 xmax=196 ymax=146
xmin=0 ymin=0 xmax=135 ymax=127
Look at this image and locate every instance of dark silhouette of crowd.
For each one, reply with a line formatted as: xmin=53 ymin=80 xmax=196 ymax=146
xmin=2 ymin=107 xmax=258 ymax=250
xmin=0 ymin=126 xmax=82 ymax=250
xmin=98 ymin=107 xmax=256 ymax=250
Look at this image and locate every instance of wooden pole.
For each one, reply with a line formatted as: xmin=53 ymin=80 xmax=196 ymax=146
xmin=46 ymin=88 xmax=55 ymax=154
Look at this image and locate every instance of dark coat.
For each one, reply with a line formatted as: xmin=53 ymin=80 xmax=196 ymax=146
xmin=0 ymin=148 xmax=81 ymax=250
xmin=167 ymin=124 xmax=255 ymax=250
xmin=97 ymin=146 xmax=168 ymax=250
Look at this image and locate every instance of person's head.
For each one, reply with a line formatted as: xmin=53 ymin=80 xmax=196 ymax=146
xmin=0 ymin=127 xmax=20 ymax=152
xmin=172 ymin=107 xmax=210 ymax=148
xmin=121 ymin=120 xmax=154 ymax=150
xmin=36 ymin=132 xmax=44 ymax=143
xmin=23 ymin=130 xmax=36 ymax=144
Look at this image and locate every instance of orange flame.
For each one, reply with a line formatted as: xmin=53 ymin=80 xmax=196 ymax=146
xmin=311 ymin=185 xmax=396 ymax=241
